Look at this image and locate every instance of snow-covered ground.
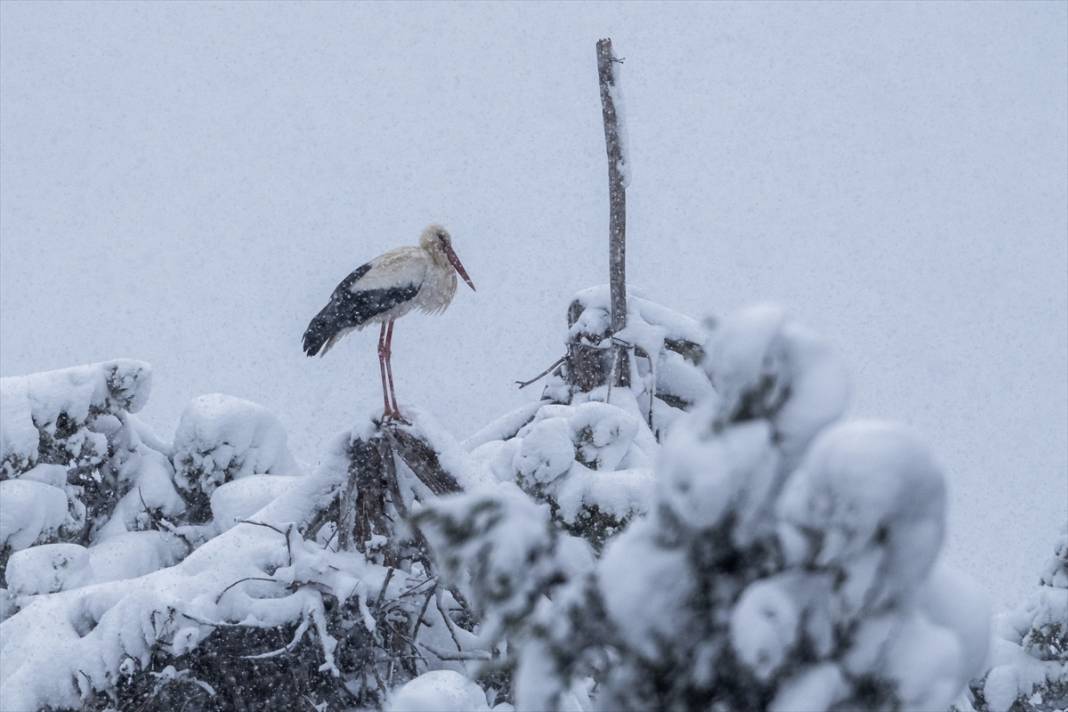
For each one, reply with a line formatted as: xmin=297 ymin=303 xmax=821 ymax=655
xmin=1 ymin=0 xmax=1064 ymax=618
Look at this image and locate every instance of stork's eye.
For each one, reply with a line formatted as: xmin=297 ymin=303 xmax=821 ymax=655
xmin=437 ymin=231 xmax=448 ymax=243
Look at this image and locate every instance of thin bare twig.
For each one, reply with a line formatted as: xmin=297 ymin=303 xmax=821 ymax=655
xmin=242 ymin=614 xmax=311 ymax=660
xmin=435 ymin=588 xmax=464 ymax=654
xmin=236 ymin=518 xmax=287 ymax=537
xmin=369 ymin=661 xmax=388 ymax=702
xmin=374 ymin=567 xmax=395 ymax=610
xmin=410 ymin=586 xmax=436 ymax=643
xmin=320 ymin=523 xmax=339 ymax=551
xmin=515 ymin=355 xmax=567 ymax=389
xmin=237 ymin=519 xmax=294 ymax=566
xmin=418 ymin=642 xmax=491 ymax=662
xmin=396 ymin=576 xmax=437 ymax=599
xmin=137 ymin=487 xmax=195 ymax=553
xmin=178 ymin=611 xmax=246 ymax=628
xmin=214 ymin=576 xmax=283 ymax=605
xmin=390 ymin=629 xmax=431 ymax=669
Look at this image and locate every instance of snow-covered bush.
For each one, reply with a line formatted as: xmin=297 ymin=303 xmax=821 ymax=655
xmin=971 ymin=528 xmax=1068 ymax=712
xmin=0 ymin=359 xmax=151 ymax=480
xmin=425 ymin=304 xmax=988 ymax=712
xmin=468 ymin=401 xmax=655 ymax=551
xmin=545 ymin=285 xmax=712 ymax=434
xmin=0 ymin=361 xmax=184 ymax=581
xmin=462 ymin=288 xmax=709 ymax=553
xmin=417 ymin=483 xmax=593 ymax=635
xmin=0 ymin=410 xmax=494 ymax=711
xmin=0 ymin=364 xmax=309 ymax=634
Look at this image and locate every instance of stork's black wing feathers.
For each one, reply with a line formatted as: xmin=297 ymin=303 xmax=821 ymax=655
xmin=302 ymin=263 xmax=419 ymax=357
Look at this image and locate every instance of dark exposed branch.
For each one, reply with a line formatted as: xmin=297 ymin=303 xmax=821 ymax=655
xmin=597 ymin=37 xmax=629 ymax=387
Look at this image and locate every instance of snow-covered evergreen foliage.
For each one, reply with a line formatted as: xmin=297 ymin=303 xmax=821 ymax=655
xmin=420 ymin=304 xmax=989 ymax=712
xmin=0 ymin=385 xmax=496 ymax=711
xmin=545 ymin=285 xmax=712 ymax=434
xmin=464 ymin=287 xmax=707 ymax=551
xmin=969 ymin=528 xmax=1068 ymax=712
xmin=467 ymin=401 xmax=655 ymax=552
xmin=0 ymin=361 xmax=186 ymax=610
xmin=0 ymin=297 xmax=995 ymax=711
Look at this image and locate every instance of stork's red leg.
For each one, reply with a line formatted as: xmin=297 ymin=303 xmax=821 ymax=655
xmin=384 ymin=319 xmax=400 ymax=417
xmin=377 ymin=321 xmax=391 ymax=417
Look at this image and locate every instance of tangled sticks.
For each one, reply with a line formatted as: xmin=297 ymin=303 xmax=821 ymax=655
xmin=336 ymin=420 xmax=464 ymax=565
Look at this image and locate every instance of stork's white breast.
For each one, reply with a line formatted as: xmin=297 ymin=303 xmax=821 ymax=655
xmin=348 ymin=245 xmax=457 ymax=321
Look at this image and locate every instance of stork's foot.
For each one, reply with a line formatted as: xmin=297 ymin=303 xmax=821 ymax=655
xmin=382 ymin=408 xmax=410 ymax=425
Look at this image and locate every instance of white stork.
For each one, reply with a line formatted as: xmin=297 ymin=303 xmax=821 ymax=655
xmin=303 ymin=224 xmax=476 ymax=419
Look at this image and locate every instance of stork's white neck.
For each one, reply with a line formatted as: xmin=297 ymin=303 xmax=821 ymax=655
xmin=423 ymin=241 xmax=452 ymax=270
xmin=415 ymin=251 xmax=458 ymax=314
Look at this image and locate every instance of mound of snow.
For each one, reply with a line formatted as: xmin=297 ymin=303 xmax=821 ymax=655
xmin=172 ymin=394 xmax=300 ymax=518
xmin=210 ymin=475 xmax=302 ymax=532
xmin=87 ymin=530 xmax=188 ymax=584
xmin=5 ymin=543 xmax=92 ymax=596
xmin=387 ymin=670 xmax=490 ymax=712
xmin=0 ymin=479 xmax=75 ymax=552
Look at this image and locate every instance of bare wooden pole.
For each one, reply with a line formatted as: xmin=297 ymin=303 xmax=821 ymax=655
xmin=596 ymin=38 xmax=628 ymax=387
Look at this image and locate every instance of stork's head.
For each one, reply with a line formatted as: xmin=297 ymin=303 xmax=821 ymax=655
xmin=420 ymin=225 xmax=476 ymax=291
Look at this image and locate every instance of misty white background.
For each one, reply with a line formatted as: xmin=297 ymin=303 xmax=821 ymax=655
xmin=1 ymin=2 xmax=1064 ymax=608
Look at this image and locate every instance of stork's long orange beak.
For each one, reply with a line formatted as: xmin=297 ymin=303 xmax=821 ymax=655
xmin=444 ymin=244 xmax=476 ymax=291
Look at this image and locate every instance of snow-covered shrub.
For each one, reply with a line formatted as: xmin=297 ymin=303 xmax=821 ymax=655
xmin=0 ymin=361 xmax=186 ymax=578
xmin=0 ymin=411 xmax=491 ymax=711
xmin=0 ymin=359 xmax=151 ymax=480
xmin=462 ymin=288 xmax=710 ymax=554
xmin=0 ymin=362 xmax=314 ymax=638
xmin=417 ymin=484 xmax=593 ymax=634
xmin=415 ymin=482 xmax=596 ymax=707
xmin=545 ymin=285 xmax=712 ymax=436
xmin=468 ymin=401 xmax=655 ymax=551
xmin=433 ymin=304 xmax=988 ymax=712
xmin=172 ymin=393 xmax=299 ymax=521
xmin=971 ymin=528 xmax=1068 ymax=712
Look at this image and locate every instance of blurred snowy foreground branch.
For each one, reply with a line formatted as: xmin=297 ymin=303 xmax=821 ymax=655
xmin=0 ymin=291 xmax=1045 ymax=712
